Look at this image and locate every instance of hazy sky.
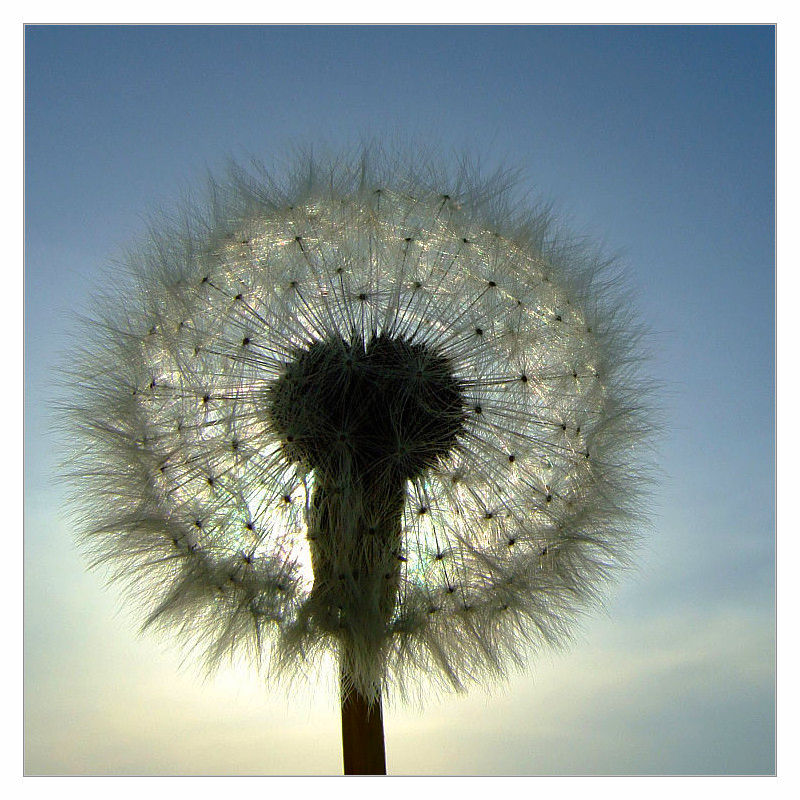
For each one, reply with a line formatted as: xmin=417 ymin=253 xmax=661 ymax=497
xmin=24 ymin=25 xmax=775 ymax=776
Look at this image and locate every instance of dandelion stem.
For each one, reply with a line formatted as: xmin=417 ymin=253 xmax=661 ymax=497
xmin=340 ymin=669 xmax=387 ymax=775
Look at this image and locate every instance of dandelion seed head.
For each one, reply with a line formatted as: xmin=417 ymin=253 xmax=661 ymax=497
xmin=62 ymin=150 xmax=653 ymax=702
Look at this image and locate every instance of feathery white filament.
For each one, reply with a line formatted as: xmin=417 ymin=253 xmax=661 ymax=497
xmin=63 ymin=153 xmax=651 ymax=701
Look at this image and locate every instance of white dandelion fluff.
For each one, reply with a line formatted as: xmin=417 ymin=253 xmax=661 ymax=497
xmin=63 ymin=150 xmax=652 ymax=773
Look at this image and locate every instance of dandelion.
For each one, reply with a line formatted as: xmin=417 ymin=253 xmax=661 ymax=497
xmin=63 ymin=151 xmax=652 ymax=774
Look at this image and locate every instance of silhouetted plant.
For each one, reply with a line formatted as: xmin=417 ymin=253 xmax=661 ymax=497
xmin=63 ymin=150 xmax=652 ymax=774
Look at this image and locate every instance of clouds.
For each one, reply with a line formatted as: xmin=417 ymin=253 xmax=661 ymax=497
xmin=388 ymin=603 xmax=774 ymax=775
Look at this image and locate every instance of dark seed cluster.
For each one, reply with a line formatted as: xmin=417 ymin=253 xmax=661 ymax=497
xmin=266 ymin=334 xmax=465 ymax=482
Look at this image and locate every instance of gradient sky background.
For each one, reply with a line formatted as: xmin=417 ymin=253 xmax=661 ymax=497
xmin=24 ymin=25 xmax=775 ymax=776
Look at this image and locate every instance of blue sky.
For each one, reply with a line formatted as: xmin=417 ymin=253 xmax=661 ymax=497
xmin=24 ymin=25 xmax=775 ymax=775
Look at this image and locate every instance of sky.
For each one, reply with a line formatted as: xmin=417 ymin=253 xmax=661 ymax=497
xmin=24 ymin=25 xmax=775 ymax=776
